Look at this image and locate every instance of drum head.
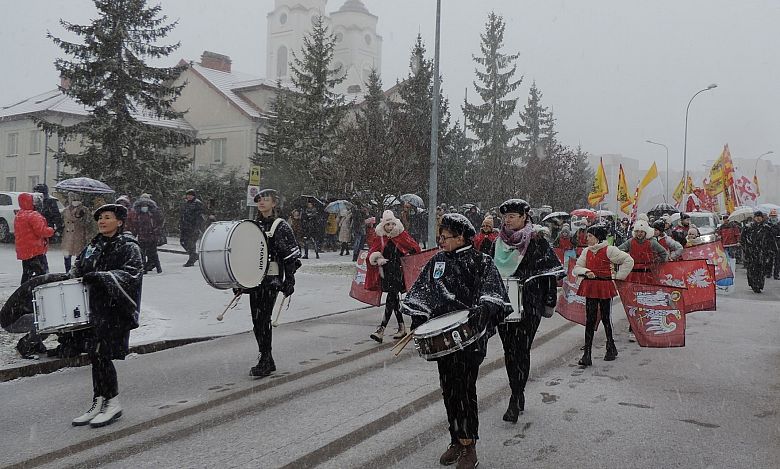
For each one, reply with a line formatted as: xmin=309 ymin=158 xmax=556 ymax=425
xmin=415 ymin=310 xmax=470 ymax=336
xmin=227 ymin=221 xmax=268 ymax=289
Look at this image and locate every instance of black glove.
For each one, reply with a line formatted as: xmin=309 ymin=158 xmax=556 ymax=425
xmin=281 ymin=281 xmax=294 ymax=298
xmin=410 ymin=315 xmax=426 ymax=330
xmin=81 ymin=272 xmax=100 ymax=285
xmin=468 ymin=305 xmax=489 ymax=329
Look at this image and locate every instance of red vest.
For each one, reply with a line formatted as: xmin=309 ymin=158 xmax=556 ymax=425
xmin=577 ymin=246 xmax=617 ymax=298
xmin=657 ymin=236 xmax=669 ymax=252
xmin=630 ymin=238 xmax=655 ymax=269
xmin=586 ymin=247 xmax=612 ymax=278
xmin=558 ymin=237 xmax=574 ymax=250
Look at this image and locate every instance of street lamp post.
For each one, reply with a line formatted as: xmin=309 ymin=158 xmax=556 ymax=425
xmin=753 ymin=150 xmax=774 ymax=202
xmin=645 ymin=139 xmax=669 ymax=201
xmin=683 ymin=84 xmax=717 ymax=191
xmin=427 ymin=0 xmax=442 ymax=248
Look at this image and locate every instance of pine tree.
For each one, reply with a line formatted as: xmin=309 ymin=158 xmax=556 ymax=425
xmin=517 ymin=81 xmax=555 ymax=161
xmin=438 ymin=121 xmax=475 ymax=205
xmin=39 ymin=0 xmax=199 ymax=199
xmin=286 ymin=15 xmax=347 ymax=195
xmin=253 ymin=81 xmax=299 ymax=193
xmin=463 ymin=12 xmax=523 ymax=207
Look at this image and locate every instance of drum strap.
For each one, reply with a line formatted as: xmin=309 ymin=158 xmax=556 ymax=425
xmin=266 ymin=218 xmax=284 ymax=238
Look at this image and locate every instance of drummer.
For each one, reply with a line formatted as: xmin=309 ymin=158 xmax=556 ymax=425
xmin=493 ymin=199 xmax=563 ymax=423
xmin=70 ymin=204 xmax=143 ymax=427
xmin=402 ymin=213 xmax=511 ymax=469
xmin=235 ymin=189 xmax=301 ymax=378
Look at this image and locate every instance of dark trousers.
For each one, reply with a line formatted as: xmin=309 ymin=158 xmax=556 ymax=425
xmin=585 ymin=298 xmax=614 ymax=347
xmin=774 ymin=251 xmax=780 ymax=278
xmin=90 ymin=342 xmax=118 ymax=399
xmin=339 ymin=241 xmax=351 ymax=256
xmin=352 ymin=234 xmax=366 ymax=261
xmin=498 ymin=314 xmax=542 ymax=396
xmin=249 ymin=286 xmax=279 ymax=356
xmin=141 ymin=241 xmax=161 ymax=271
xmin=21 ymin=254 xmax=49 ymax=285
xmin=380 ymin=290 xmax=403 ymax=328
xmin=746 ymin=257 xmax=766 ymax=290
xmin=302 ymin=236 xmax=320 ymax=258
xmin=64 ymin=255 xmax=72 ymax=272
xmin=180 ymin=231 xmax=198 ymax=262
xmin=437 ymin=350 xmax=483 ymax=441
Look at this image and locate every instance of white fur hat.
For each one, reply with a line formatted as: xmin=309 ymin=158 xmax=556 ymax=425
xmin=633 ymin=219 xmax=654 ymax=237
xmin=376 ymin=209 xmax=404 ymax=237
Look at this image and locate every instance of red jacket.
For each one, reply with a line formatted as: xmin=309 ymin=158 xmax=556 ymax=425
xmin=14 ymin=193 xmax=55 ymax=260
xmin=365 ymin=230 xmax=420 ymax=292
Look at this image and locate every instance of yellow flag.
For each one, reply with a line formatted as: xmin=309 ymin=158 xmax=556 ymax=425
xmin=638 ymin=162 xmax=659 ymax=192
xmin=706 ymin=150 xmax=725 ymax=196
xmin=672 ymin=177 xmax=685 ymax=204
xmin=722 ymin=144 xmax=738 ymax=213
xmin=754 ymin=172 xmax=761 ymax=197
xmin=617 ymin=164 xmax=633 ymax=214
xmin=588 ymin=158 xmax=609 ymax=207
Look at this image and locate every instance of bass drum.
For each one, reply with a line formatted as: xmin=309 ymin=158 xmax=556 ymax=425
xmin=199 ymin=220 xmax=269 ymax=290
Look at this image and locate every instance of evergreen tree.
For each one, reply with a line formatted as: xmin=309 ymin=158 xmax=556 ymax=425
xmin=39 ymin=0 xmax=199 ymax=199
xmin=517 ymin=81 xmax=555 ymax=161
xmin=253 ymin=82 xmax=300 ymax=193
xmin=463 ymin=12 xmax=523 ymax=207
xmin=438 ymin=121 xmax=476 ymax=205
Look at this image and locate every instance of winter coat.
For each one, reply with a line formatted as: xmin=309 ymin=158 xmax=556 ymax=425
xmin=179 ymin=198 xmax=206 ymax=235
xmin=350 ymin=209 xmax=366 ymax=237
xmin=70 ymin=232 xmax=143 ymax=359
xmin=741 ymin=221 xmax=777 ymax=263
xmin=302 ymin=208 xmax=322 ymax=239
xmin=473 ymin=230 xmax=498 ymax=257
xmin=130 ymin=199 xmax=163 ymax=244
xmin=61 ymin=204 xmax=92 ymax=256
xmin=338 ymin=212 xmax=352 ymax=243
xmin=325 ymin=213 xmax=338 ymax=235
xmin=250 ymin=214 xmax=301 ymax=291
xmin=14 ymin=193 xmax=55 ymax=261
xmin=402 ymin=245 xmax=513 ymax=357
xmin=38 ymin=196 xmax=63 ymax=231
xmin=288 ymin=216 xmax=304 ymax=245
xmin=365 ymin=223 xmax=420 ymax=292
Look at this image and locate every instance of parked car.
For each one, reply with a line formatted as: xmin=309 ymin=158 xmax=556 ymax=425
xmin=668 ymin=211 xmax=719 ymax=243
xmin=0 ymin=191 xmax=65 ymax=243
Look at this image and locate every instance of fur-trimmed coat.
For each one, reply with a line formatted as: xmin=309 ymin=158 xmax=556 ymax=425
xmin=365 ymin=222 xmax=420 ymax=292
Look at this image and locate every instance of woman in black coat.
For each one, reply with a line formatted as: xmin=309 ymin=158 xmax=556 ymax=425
xmin=70 ymin=204 xmax=143 ymax=428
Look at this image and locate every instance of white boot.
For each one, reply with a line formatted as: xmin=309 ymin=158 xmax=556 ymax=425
xmin=370 ymin=326 xmax=385 ymax=343
xmin=72 ymin=396 xmax=105 ymax=426
xmin=392 ymin=323 xmax=407 ymax=339
xmin=89 ymin=397 xmax=122 ymax=428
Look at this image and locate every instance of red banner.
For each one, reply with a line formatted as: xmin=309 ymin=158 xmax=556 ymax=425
xmin=349 ymin=250 xmax=382 ymax=306
xmin=555 ymin=257 xmax=599 ymax=329
xmin=652 ymin=260 xmax=716 ymax=313
xmin=681 ymin=240 xmax=733 ymax=281
xmin=616 ymin=281 xmax=686 ymax=347
xmin=401 ymin=248 xmax=439 ymax=292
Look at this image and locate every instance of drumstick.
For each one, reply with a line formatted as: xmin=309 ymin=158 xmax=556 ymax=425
xmin=391 ymin=328 xmax=416 ymax=357
xmin=271 ymin=296 xmax=288 ymax=327
xmin=217 ymin=291 xmax=242 ymax=321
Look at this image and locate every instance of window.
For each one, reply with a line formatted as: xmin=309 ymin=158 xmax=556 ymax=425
xmin=279 ymin=12 xmax=287 ymax=25
xmin=7 ymin=133 xmax=18 ymax=156
xmin=211 ymin=138 xmax=226 ymax=164
xmin=0 ymin=193 xmax=11 ymax=205
xmin=28 ymin=176 xmax=40 ymax=190
xmin=6 ymin=177 xmax=16 ymax=191
xmin=277 ymin=46 xmax=288 ymax=77
xmin=29 ymin=130 xmax=41 ymax=154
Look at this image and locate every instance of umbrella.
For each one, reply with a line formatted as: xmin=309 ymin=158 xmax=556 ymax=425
xmin=570 ymin=209 xmax=596 ymax=219
xmin=300 ymin=195 xmax=325 ymax=206
xmin=383 ymin=195 xmax=401 ymax=207
xmin=596 ymin=210 xmax=615 ymax=218
xmin=325 ymin=199 xmax=353 ymax=214
xmin=542 ymin=211 xmax=571 ymax=222
xmin=728 ymin=206 xmax=756 ymax=223
xmin=400 ymin=194 xmax=425 ymax=209
xmin=461 ymin=203 xmax=476 ymax=211
xmin=648 ymin=203 xmax=679 ymax=217
xmin=54 ymin=177 xmax=114 ymax=194
xmin=758 ymin=203 xmax=780 ymax=214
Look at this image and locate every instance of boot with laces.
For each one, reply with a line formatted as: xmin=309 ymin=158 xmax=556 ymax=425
xmin=456 ymin=443 xmax=478 ymax=469
xmin=392 ymin=323 xmax=407 ymax=339
xmin=89 ymin=397 xmax=122 ymax=428
xmin=72 ymin=397 xmax=105 ymax=426
xmin=370 ymin=326 xmax=385 ymax=343
xmin=439 ymin=442 xmax=463 ymax=466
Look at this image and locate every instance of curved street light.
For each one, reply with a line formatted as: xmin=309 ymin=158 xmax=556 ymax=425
xmin=645 ymin=139 xmax=670 ymax=201
xmin=683 ymin=84 xmax=718 ymax=192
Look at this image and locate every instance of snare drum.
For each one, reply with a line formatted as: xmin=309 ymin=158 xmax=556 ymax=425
xmin=412 ymin=310 xmax=486 ymax=360
xmin=33 ymin=279 xmax=91 ymax=334
xmin=503 ymin=277 xmax=523 ymax=323
xmin=199 ymin=220 xmax=269 ymax=290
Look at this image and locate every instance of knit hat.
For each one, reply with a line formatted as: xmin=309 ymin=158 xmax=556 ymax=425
xmin=481 ymin=215 xmax=494 ymax=229
xmin=185 ymin=189 xmax=197 ymax=197
xmin=587 ymin=224 xmax=608 ymax=242
xmin=652 ymin=219 xmax=666 ymax=232
xmin=67 ymin=191 xmax=81 ymax=202
xmin=377 ymin=209 xmax=404 ymax=237
xmin=115 ymin=195 xmax=131 ymax=208
xmin=440 ymin=213 xmax=476 ymax=240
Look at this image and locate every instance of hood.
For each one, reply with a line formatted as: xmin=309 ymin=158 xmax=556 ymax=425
xmin=18 ymin=193 xmax=35 ymax=210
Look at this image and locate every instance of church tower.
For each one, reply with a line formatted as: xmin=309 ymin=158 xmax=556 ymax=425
xmin=266 ymin=0 xmax=328 ymax=81
xmin=329 ymin=0 xmax=382 ymax=95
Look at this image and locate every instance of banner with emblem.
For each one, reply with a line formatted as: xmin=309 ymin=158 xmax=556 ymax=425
xmin=349 ymin=251 xmax=382 ymax=306
xmin=401 ymin=248 xmax=439 ymax=292
xmin=681 ymin=240 xmax=733 ymax=281
xmin=555 ymin=257 xmax=599 ymax=329
xmin=588 ymin=158 xmax=609 ymax=207
xmin=616 ymin=281 xmax=686 ymax=347
xmin=652 ymin=260 xmax=716 ymax=313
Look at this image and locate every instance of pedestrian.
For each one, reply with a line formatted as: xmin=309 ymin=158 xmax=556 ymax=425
xmin=235 ymin=190 xmax=301 ymax=377
xmin=130 ymin=194 xmax=164 ymax=273
xmin=435 ymin=206 xmax=445 ymax=238
xmin=465 ymin=205 xmax=482 ymax=232
xmin=325 ymin=211 xmax=338 ymax=250
xmin=653 ymin=220 xmax=683 ymax=260
xmin=554 ymin=223 xmax=578 ymax=267
xmin=402 ymin=213 xmax=512 ymax=469
xmin=671 ymin=213 xmax=692 ymax=245
xmin=572 ymin=224 xmax=634 ymax=367
xmin=686 ymin=226 xmax=703 ymax=246
xmin=350 ymin=205 xmax=368 ymax=262
xmin=399 ymin=202 xmax=413 ymax=233
xmin=768 ymin=209 xmax=780 ymax=279
xmin=33 ymin=184 xmax=63 ymax=241
xmin=179 ymin=189 xmax=205 ymax=267
xmin=473 ymin=215 xmax=498 ymax=257
xmin=717 ymin=219 xmax=742 ymax=263
xmin=288 ymin=208 xmax=304 ymax=248
xmin=15 ymin=192 xmax=54 ymax=285
xmin=301 ymin=200 xmax=321 ymax=259
xmin=70 ymin=203 xmax=143 ymax=428
xmin=493 ymin=199 xmax=562 ymax=423
xmin=741 ymin=210 xmax=776 ymax=293
xmin=337 ymin=209 xmax=352 ymax=256
xmin=61 ymin=192 xmax=92 ymax=272
xmin=366 ymin=210 xmax=421 ymax=343
xmin=617 ymin=215 xmax=667 ymax=284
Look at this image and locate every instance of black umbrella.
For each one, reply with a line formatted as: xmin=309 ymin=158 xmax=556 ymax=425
xmin=1 ymin=273 xmax=70 ymax=332
xmin=648 ymin=203 xmax=679 ymax=217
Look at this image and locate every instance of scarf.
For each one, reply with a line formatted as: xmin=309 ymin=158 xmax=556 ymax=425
xmin=499 ymin=222 xmax=535 ymax=258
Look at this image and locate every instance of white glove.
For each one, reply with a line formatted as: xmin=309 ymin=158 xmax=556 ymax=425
xmin=377 ymin=258 xmax=389 ymax=266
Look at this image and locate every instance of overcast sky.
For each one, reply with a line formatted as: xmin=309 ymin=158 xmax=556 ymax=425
xmin=2 ymin=0 xmax=778 ymax=172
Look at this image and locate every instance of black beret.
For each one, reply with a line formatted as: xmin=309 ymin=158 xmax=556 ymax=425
xmin=499 ymin=198 xmax=531 ymax=216
xmin=185 ymin=189 xmax=197 ymax=196
xmin=439 ymin=213 xmax=476 ymax=240
xmin=93 ymin=203 xmax=128 ymax=221
xmin=754 ymin=210 xmax=765 ymax=217
xmin=586 ymin=224 xmax=608 ymax=242
xmin=254 ymin=188 xmax=279 ymax=203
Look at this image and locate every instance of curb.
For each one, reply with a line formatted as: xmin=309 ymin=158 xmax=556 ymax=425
xmin=0 ymin=336 xmax=220 ymax=383
xmin=157 ymin=247 xmax=187 ymax=255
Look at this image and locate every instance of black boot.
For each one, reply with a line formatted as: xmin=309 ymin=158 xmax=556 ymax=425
xmin=578 ymin=347 xmax=592 ymax=367
xmin=502 ymin=393 xmax=524 ymax=423
xmin=250 ymin=353 xmax=276 ymax=378
xmin=604 ymin=340 xmax=618 ymax=361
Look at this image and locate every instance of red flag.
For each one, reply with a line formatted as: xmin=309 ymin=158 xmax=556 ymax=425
xmin=652 ymin=260 xmax=716 ymax=313
xmin=555 ymin=257 xmax=599 ymax=329
xmin=616 ymin=281 xmax=686 ymax=347
xmin=349 ymin=251 xmax=382 ymax=306
xmin=401 ymin=248 xmax=439 ymax=291
xmin=681 ymin=240 xmax=733 ymax=281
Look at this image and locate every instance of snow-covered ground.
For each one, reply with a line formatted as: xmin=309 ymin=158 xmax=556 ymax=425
xmin=0 ymin=242 xmax=367 ymax=369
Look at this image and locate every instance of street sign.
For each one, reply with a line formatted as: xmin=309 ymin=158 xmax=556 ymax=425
xmin=249 ymin=165 xmax=261 ymax=186
xmin=247 ymin=185 xmax=260 ymax=206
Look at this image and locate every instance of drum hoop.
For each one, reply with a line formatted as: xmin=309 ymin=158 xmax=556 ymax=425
xmin=413 ymin=310 xmax=471 ymax=338
xmin=415 ymin=328 xmax=486 ymax=360
xmin=225 ymin=222 xmax=269 ymax=288
xmin=33 ymin=279 xmax=91 ymax=333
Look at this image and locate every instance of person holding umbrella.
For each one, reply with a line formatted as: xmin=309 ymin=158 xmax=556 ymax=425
xmin=179 ymin=189 xmax=205 ymax=267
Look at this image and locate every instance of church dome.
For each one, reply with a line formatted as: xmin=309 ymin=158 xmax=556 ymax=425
xmin=338 ymin=0 xmax=370 ymax=14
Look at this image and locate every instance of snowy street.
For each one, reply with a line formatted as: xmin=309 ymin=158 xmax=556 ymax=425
xmin=0 ymin=243 xmax=778 ymax=468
